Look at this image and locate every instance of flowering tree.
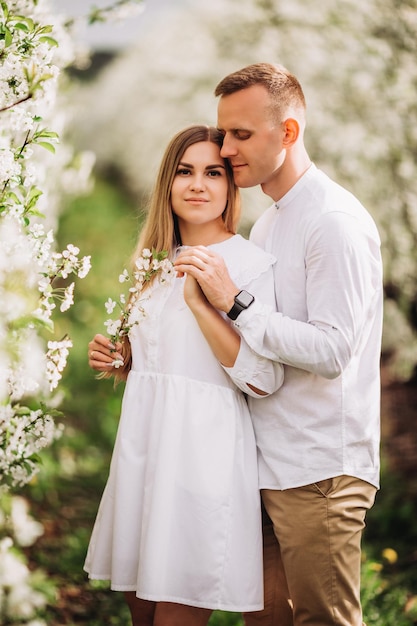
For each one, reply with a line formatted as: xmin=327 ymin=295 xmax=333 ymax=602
xmin=0 ymin=0 xmax=144 ymax=622
xmin=0 ymin=0 xmax=145 ymax=491
xmin=0 ymin=0 xmax=94 ymax=492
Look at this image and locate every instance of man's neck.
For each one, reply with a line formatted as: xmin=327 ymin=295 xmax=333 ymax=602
xmin=262 ymin=149 xmax=311 ymax=202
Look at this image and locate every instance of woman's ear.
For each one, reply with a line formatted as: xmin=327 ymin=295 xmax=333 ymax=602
xmin=282 ymin=118 xmax=300 ymax=146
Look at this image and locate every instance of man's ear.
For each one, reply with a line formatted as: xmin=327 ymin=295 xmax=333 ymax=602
xmin=282 ymin=118 xmax=300 ymax=146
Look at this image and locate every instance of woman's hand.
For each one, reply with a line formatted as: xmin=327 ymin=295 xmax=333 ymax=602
xmin=183 ymin=273 xmax=209 ymax=312
xmin=88 ymin=333 xmax=124 ymax=372
xmin=174 ymin=245 xmax=238 ymax=313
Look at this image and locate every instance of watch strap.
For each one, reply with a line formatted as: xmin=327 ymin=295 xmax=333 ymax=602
xmin=227 ymin=300 xmax=245 ymax=321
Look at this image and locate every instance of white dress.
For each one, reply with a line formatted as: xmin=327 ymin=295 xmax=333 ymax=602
xmin=84 ymin=235 xmax=279 ymax=612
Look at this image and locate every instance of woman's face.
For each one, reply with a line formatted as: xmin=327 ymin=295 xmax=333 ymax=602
xmin=171 ymin=141 xmax=229 ymax=233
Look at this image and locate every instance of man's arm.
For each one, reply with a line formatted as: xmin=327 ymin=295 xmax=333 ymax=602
xmin=175 ymin=212 xmax=383 ymax=380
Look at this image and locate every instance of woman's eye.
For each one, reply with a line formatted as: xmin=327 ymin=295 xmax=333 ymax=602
xmin=176 ymin=168 xmax=190 ymax=176
xmin=207 ymin=170 xmax=222 ymax=177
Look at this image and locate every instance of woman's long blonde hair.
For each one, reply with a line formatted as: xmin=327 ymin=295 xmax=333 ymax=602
xmin=134 ymin=124 xmax=240 ymax=257
xmin=114 ymin=124 xmax=241 ymax=381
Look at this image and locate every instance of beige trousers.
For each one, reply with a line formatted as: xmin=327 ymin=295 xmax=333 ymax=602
xmin=244 ymin=475 xmax=376 ymax=626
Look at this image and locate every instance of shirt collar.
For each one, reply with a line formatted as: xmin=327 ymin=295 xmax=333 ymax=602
xmin=274 ymin=163 xmax=316 ymax=211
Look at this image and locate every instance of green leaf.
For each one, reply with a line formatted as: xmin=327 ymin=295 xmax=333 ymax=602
xmin=4 ymin=25 xmax=12 ymax=47
xmin=27 ymin=186 xmax=43 ymax=202
xmin=37 ymin=24 xmax=53 ymax=34
xmin=32 ymin=72 xmax=54 ymax=89
xmin=28 ymin=453 xmax=43 ymax=464
xmin=35 ymin=129 xmax=59 ymax=139
xmin=36 ymin=141 xmax=56 ymax=153
xmin=26 ymin=208 xmax=46 ymax=219
xmin=42 ymin=408 xmax=64 ymax=419
xmin=25 ymin=186 xmax=43 ymax=210
xmin=13 ymin=405 xmax=32 ymax=416
xmin=33 ymin=316 xmax=54 ymax=332
xmin=12 ymin=15 xmax=34 ymax=31
xmin=14 ymin=22 xmax=30 ymax=32
xmin=23 ymin=64 xmax=34 ymax=82
xmin=38 ymin=35 xmax=58 ymax=47
xmin=6 ymin=191 xmax=20 ymax=203
xmin=11 ymin=314 xmax=54 ymax=333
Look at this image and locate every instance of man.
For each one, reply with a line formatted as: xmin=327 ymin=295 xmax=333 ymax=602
xmin=174 ymin=63 xmax=383 ymax=626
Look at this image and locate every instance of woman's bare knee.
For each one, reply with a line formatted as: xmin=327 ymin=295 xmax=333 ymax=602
xmin=124 ymin=592 xmax=156 ymax=626
xmin=154 ymin=601 xmax=212 ymax=626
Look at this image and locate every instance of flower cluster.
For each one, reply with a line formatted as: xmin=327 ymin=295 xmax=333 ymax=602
xmin=0 ymin=402 xmax=64 ymax=490
xmin=45 ymin=337 xmax=73 ymax=391
xmin=36 ymin=243 xmax=91 ymax=322
xmin=104 ymin=248 xmax=173 ymax=366
xmin=0 ymin=402 xmax=63 ymax=490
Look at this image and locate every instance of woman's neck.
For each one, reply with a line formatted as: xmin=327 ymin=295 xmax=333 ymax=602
xmin=179 ymin=223 xmax=234 ymax=247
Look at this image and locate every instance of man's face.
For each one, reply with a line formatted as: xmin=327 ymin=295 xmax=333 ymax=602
xmin=217 ymin=84 xmax=286 ymax=190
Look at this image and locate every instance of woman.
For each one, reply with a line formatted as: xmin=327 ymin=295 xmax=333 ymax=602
xmin=84 ymin=125 xmax=284 ymax=626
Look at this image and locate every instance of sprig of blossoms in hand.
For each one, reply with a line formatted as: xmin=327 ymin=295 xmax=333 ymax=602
xmin=104 ymin=248 xmax=173 ymax=367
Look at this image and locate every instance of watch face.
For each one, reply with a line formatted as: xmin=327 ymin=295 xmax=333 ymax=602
xmin=236 ymin=290 xmax=254 ymax=307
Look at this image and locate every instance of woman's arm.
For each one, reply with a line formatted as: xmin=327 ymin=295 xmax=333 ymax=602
xmin=183 ymin=274 xmax=269 ymax=396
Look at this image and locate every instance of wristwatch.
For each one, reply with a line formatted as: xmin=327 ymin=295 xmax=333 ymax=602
xmin=227 ymin=290 xmax=255 ymax=321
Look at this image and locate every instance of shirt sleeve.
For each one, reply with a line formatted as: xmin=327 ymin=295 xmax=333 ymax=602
xmin=233 ymin=211 xmax=383 ymax=379
xmin=222 ymin=338 xmax=284 ymax=397
xmin=221 ymin=255 xmax=285 ymax=397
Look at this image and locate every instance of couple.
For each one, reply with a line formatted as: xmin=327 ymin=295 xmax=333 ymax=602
xmin=84 ymin=63 xmax=383 ymax=626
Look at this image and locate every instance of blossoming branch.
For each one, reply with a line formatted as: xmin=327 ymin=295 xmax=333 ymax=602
xmin=104 ymin=248 xmax=173 ymax=367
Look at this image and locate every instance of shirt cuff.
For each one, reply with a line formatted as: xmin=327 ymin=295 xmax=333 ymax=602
xmin=222 ymin=337 xmax=284 ymax=398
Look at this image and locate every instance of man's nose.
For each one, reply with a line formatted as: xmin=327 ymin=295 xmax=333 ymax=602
xmin=220 ymin=135 xmax=237 ymax=158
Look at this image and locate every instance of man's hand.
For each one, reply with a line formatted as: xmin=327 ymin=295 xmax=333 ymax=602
xmin=174 ymin=245 xmax=239 ymax=313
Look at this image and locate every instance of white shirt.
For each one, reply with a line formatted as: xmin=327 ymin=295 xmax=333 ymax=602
xmin=233 ymin=164 xmax=383 ymax=490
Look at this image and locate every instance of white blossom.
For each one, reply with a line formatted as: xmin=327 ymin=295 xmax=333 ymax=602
xmin=104 ymin=318 xmax=122 ymax=337
xmin=119 ymin=268 xmax=130 ymax=282
xmin=105 ymin=297 xmax=117 ymax=314
xmin=78 ymin=254 xmax=92 ymax=278
xmin=60 ymin=281 xmax=75 ymax=312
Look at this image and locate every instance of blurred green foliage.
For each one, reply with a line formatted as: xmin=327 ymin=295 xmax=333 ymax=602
xmin=23 ymin=175 xmax=417 ymax=624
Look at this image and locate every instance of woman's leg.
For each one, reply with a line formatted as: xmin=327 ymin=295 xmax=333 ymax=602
xmin=154 ymin=602 xmax=212 ymax=626
xmin=124 ymin=592 xmax=156 ymax=626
